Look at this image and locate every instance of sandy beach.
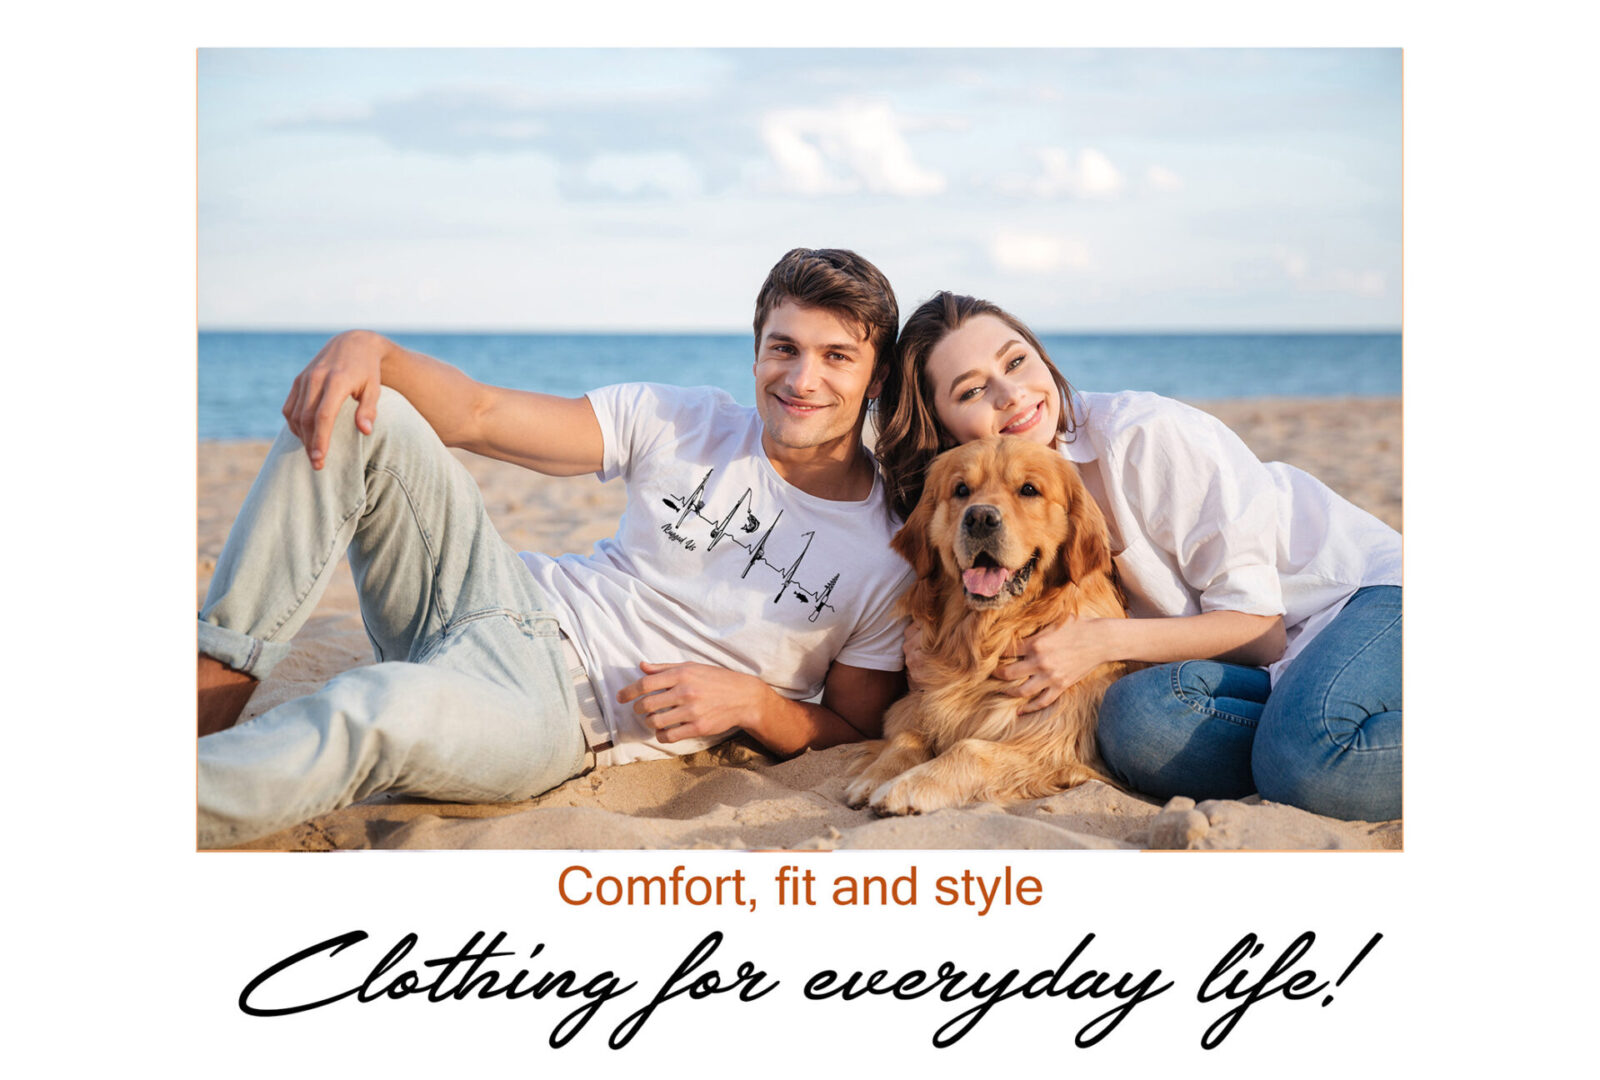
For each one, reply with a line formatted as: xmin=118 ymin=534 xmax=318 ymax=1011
xmin=197 ymin=396 xmax=1402 ymax=852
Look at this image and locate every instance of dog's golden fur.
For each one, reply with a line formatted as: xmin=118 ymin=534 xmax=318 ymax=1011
xmin=846 ymin=437 xmax=1130 ymax=815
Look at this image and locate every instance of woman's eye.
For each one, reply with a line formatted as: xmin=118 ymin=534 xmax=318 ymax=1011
xmin=958 ymin=385 xmax=983 ymax=402
xmin=954 ymin=481 xmax=971 ymax=498
xmin=1019 ymin=483 xmax=1040 ymax=497
xmin=1007 ymin=355 xmax=1026 ymax=370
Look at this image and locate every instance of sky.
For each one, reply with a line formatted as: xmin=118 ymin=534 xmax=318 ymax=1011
xmin=199 ymin=48 xmax=1400 ymax=332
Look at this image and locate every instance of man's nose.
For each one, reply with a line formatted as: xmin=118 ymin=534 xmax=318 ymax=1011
xmin=787 ymin=352 xmax=824 ymax=394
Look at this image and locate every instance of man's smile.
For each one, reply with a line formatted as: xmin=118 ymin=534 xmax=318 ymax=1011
xmin=773 ymin=393 xmax=830 ymax=416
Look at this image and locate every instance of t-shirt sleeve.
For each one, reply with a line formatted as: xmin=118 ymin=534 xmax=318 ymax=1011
xmin=586 ymin=383 xmax=713 ymax=483
xmin=831 ymin=565 xmax=915 ymax=672
xmin=1115 ymin=398 xmax=1286 ymax=617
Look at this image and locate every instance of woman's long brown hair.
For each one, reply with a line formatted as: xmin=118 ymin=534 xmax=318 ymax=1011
xmin=874 ymin=291 xmax=1079 ymax=519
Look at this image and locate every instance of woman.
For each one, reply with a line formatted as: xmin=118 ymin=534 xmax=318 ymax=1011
xmin=875 ymin=292 xmax=1401 ymax=821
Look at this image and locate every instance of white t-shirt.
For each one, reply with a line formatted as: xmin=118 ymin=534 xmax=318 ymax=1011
xmin=521 ymin=383 xmax=914 ymax=764
xmin=1059 ymin=391 xmax=1402 ymax=685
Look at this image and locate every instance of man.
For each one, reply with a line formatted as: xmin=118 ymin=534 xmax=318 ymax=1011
xmin=197 ymin=248 xmax=913 ymax=848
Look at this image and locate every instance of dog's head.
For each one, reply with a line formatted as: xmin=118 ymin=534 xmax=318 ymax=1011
xmin=893 ymin=437 xmax=1113 ymax=611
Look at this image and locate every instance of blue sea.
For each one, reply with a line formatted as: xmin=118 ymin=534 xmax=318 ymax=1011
xmin=198 ymin=331 xmax=1401 ymax=441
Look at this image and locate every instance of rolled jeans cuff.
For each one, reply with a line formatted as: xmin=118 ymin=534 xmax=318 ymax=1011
xmin=198 ymin=618 xmax=293 ymax=680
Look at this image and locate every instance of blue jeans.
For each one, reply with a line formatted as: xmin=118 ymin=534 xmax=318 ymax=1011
xmin=197 ymin=391 xmax=587 ymax=849
xmin=1096 ymin=586 xmax=1401 ymax=821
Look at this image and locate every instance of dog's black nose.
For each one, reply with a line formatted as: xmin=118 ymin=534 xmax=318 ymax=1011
xmin=962 ymin=504 xmax=1002 ymax=537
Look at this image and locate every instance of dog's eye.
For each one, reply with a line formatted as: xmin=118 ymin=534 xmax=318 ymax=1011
xmin=954 ymin=481 xmax=970 ymax=498
xmin=1019 ymin=483 xmax=1040 ymax=497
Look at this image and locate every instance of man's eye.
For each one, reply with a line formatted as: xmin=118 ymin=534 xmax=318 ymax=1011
xmin=954 ymin=481 xmax=971 ymax=498
xmin=1019 ymin=483 xmax=1040 ymax=497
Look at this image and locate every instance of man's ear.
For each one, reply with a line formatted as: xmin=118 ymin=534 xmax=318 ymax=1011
xmin=867 ymin=364 xmax=888 ymax=402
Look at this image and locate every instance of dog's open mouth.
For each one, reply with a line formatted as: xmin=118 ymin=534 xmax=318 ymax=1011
xmin=961 ymin=550 xmax=1040 ymax=603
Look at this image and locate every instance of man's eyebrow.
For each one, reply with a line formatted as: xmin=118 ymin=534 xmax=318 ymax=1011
xmin=763 ymin=332 xmax=862 ymax=354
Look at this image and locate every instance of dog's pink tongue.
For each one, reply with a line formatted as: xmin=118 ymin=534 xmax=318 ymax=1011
xmin=962 ymin=566 xmax=1012 ymax=597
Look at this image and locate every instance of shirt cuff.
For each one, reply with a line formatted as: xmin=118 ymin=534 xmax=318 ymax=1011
xmin=1198 ymin=564 xmax=1285 ymax=617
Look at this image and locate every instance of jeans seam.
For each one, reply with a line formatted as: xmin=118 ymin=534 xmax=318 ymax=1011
xmin=368 ymin=460 xmax=449 ymax=627
xmin=1313 ymin=600 xmax=1402 ymax=755
xmin=1169 ymin=661 xmax=1260 ymax=729
xmin=261 ymin=495 xmax=368 ymax=641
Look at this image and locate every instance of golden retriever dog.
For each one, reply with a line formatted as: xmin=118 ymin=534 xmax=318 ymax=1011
xmin=846 ymin=437 xmax=1130 ymax=815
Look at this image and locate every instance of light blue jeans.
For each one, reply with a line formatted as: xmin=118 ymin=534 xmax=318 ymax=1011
xmin=1096 ymin=586 xmax=1402 ymax=821
xmin=197 ymin=391 xmax=587 ymax=849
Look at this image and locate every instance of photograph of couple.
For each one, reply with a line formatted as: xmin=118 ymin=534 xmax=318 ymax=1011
xmin=197 ymin=48 xmax=1401 ymax=851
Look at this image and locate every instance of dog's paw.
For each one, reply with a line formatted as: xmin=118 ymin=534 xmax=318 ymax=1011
xmin=843 ymin=774 xmax=882 ymax=809
xmin=869 ymin=771 xmax=967 ymax=817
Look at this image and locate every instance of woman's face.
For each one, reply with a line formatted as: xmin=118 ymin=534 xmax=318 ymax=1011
xmin=922 ymin=314 xmax=1061 ymax=447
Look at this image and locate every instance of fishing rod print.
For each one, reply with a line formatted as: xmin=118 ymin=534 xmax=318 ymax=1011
xmin=661 ymin=468 xmax=839 ymax=623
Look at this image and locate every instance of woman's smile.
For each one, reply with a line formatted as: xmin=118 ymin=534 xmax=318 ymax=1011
xmin=999 ymin=399 xmax=1047 ymax=436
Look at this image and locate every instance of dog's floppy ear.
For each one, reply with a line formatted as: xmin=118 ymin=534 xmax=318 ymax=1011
xmin=891 ymin=456 xmax=953 ymax=630
xmin=891 ymin=456 xmax=947 ymax=580
xmin=1055 ymin=456 xmax=1114 ymax=586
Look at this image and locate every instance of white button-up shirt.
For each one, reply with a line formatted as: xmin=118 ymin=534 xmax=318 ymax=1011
xmin=1060 ymin=391 xmax=1401 ymax=684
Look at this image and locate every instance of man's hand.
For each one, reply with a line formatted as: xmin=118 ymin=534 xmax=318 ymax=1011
xmin=282 ymin=330 xmax=389 ymax=470
xmin=995 ymin=615 xmax=1117 ymax=714
xmin=617 ymin=661 xmax=772 ymax=744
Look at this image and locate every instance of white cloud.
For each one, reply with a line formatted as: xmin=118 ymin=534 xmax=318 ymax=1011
xmin=760 ymin=101 xmax=946 ymax=197
xmin=989 ymin=231 xmax=1092 ymax=274
xmin=1077 ymin=148 xmax=1123 ymax=197
xmin=996 ymin=147 xmax=1124 ymax=200
xmin=1146 ymin=164 xmax=1185 ymax=192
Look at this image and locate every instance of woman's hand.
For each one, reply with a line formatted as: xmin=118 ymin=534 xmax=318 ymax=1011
xmin=995 ymin=616 xmax=1120 ymax=714
xmin=903 ymin=623 xmax=932 ymax=691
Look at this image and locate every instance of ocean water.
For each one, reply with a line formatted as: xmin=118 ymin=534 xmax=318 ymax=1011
xmin=198 ymin=331 xmax=1400 ymax=441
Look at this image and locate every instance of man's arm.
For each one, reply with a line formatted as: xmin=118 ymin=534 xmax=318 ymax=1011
xmin=617 ymin=660 xmax=906 ymax=757
xmin=283 ymin=329 xmax=603 ymax=475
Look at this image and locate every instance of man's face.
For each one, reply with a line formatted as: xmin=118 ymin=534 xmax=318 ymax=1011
xmin=753 ymin=300 xmax=883 ymax=460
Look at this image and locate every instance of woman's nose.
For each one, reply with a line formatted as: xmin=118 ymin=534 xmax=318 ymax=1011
xmin=991 ymin=375 xmax=1020 ymax=408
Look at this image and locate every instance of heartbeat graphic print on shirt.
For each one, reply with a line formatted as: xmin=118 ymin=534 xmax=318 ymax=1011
xmin=660 ymin=468 xmax=839 ymax=623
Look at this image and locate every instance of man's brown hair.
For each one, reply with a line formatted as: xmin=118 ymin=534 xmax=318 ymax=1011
xmin=752 ymin=248 xmax=899 ymax=381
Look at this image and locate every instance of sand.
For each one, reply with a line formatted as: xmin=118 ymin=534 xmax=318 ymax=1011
xmin=197 ymin=396 xmax=1402 ymax=852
